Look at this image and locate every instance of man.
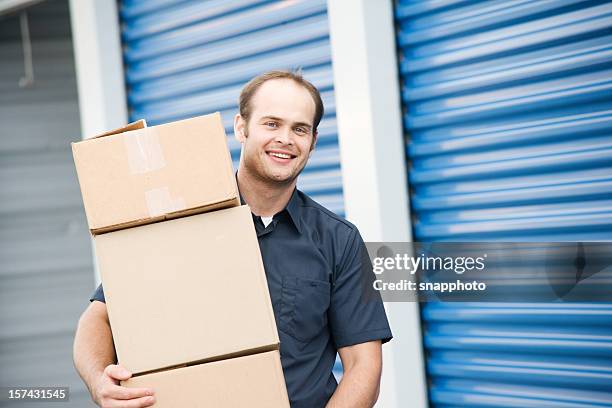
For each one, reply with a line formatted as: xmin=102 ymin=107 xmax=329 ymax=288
xmin=73 ymin=71 xmax=392 ymax=408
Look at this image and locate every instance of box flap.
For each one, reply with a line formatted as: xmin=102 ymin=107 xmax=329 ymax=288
xmin=93 ymin=119 xmax=147 ymax=139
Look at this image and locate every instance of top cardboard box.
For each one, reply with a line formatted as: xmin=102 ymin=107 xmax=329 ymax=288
xmin=72 ymin=113 xmax=239 ymax=234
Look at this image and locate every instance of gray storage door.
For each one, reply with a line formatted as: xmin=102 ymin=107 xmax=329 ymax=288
xmin=119 ymin=0 xmax=344 ymax=216
xmin=0 ymin=1 xmax=96 ymax=406
xmin=395 ymin=0 xmax=612 ymax=407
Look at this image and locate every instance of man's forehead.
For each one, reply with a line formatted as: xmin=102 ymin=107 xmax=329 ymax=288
xmin=250 ymin=79 xmax=316 ymax=125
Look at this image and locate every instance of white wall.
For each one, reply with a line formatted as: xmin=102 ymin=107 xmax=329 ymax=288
xmin=327 ymin=0 xmax=428 ymax=406
xmin=69 ymin=0 xmax=127 ymax=138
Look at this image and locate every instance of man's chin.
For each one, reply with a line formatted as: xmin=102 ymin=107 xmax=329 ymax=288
xmin=264 ymin=168 xmax=298 ymax=184
xmin=268 ymin=172 xmax=294 ymax=183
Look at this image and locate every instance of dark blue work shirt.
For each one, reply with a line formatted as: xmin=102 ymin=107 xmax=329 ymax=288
xmin=90 ymin=188 xmax=392 ymax=407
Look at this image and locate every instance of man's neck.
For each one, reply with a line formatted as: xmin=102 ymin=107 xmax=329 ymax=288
xmin=237 ymin=168 xmax=296 ymax=217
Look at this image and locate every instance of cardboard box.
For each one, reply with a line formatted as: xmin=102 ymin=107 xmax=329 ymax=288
xmin=72 ymin=113 xmax=239 ymax=234
xmin=94 ymin=205 xmax=278 ymax=375
xmin=124 ymin=351 xmax=289 ymax=407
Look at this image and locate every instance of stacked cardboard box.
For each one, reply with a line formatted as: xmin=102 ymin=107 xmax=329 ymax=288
xmin=72 ymin=113 xmax=289 ymax=407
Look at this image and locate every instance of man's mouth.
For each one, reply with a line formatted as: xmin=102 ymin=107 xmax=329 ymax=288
xmin=266 ymin=150 xmax=297 ymax=163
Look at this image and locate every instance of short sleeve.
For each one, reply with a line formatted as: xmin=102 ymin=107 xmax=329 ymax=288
xmin=328 ymin=228 xmax=392 ymax=348
xmin=90 ymin=283 xmax=106 ymax=303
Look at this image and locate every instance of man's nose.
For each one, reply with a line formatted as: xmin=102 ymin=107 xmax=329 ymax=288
xmin=275 ymin=127 xmax=293 ymax=145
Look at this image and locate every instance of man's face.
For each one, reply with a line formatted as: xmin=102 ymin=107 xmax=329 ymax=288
xmin=235 ymin=79 xmax=317 ymax=185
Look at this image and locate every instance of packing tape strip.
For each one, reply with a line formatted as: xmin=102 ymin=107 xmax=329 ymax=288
xmin=124 ymin=128 xmax=166 ymax=174
xmin=145 ymin=187 xmax=187 ymax=218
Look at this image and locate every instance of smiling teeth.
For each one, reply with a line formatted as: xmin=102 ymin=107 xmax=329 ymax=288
xmin=270 ymin=152 xmax=291 ymax=159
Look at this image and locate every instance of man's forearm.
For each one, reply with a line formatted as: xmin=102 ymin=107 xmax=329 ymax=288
xmin=326 ymin=361 xmax=380 ymax=408
xmin=73 ymin=309 xmax=116 ymax=397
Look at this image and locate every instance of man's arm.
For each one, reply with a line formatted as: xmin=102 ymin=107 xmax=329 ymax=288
xmin=73 ymin=301 xmax=155 ymax=407
xmin=326 ymin=340 xmax=382 ymax=408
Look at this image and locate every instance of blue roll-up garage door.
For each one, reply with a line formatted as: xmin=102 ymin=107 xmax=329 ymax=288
xmin=395 ymin=1 xmax=612 ymax=407
xmin=119 ymin=0 xmax=344 ymax=216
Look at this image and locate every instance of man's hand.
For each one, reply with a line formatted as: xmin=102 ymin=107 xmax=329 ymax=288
xmin=92 ymin=364 xmax=155 ymax=408
xmin=73 ymin=301 xmax=155 ymax=408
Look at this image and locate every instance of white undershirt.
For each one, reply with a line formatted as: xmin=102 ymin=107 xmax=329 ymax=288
xmin=261 ymin=216 xmax=273 ymax=228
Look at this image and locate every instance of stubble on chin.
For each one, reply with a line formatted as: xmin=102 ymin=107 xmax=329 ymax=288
xmin=245 ymin=151 xmax=303 ymax=186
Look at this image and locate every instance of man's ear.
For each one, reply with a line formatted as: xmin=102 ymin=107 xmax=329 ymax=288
xmin=234 ymin=114 xmax=247 ymax=143
xmin=309 ymin=130 xmax=318 ymax=154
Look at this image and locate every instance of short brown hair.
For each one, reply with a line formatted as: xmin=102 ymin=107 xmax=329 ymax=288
xmin=238 ymin=70 xmax=324 ymax=133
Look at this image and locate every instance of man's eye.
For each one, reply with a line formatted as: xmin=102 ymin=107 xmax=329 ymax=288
xmin=265 ymin=122 xmax=279 ymax=128
xmin=295 ymin=127 xmax=307 ymax=134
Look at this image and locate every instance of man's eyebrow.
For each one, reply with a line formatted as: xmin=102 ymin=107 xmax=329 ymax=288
xmin=292 ymin=121 xmax=312 ymax=129
xmin=259 ymin=116 xmax=284 ymax=122
xmin=259 ymin=116 xmax=312 ymax=129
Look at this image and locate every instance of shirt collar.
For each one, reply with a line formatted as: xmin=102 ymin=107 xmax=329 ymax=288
xmin=284 ymin=188 xmax=303 ymax=234
xmin=236 ymin=179 xmax=303 ymax=235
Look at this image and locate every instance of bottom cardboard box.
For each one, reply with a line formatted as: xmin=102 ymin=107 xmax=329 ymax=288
xmin=123 ymin=350 xmax=289 ymax=407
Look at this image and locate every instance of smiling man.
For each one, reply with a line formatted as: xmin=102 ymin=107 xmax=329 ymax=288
xmin=73 ymin=71 xmax=392 ymax=408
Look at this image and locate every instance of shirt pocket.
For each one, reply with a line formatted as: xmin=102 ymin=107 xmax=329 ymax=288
xmin=279 ymin=276 xmax=331 ymax=343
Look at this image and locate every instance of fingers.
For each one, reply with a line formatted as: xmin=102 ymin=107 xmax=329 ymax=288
xmin=104 ymin=364 xmax=132 ymax=381
xmin=102 ymin=395 xmax=156 ymax=408
xmin=123 ymin=396 xmax=156 ymax=408
xmin=97 ymin=385 xmax=155 ymax=408
xmin=109 ymin=384 xmax=154 ymax=400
